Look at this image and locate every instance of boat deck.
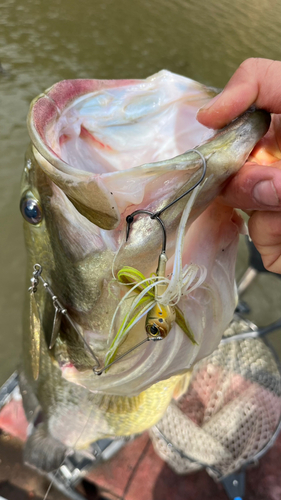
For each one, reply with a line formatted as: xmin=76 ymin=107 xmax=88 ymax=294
xmin=0 ymin=392 xmax=281 ymax=500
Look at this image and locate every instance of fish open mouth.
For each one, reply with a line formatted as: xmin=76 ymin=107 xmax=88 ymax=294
xmin=26 ymin=71 xmax=270 ymax=396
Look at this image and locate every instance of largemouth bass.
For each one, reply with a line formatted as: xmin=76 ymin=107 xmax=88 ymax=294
xmin=19 ymin=70 xmax=270 ymax=471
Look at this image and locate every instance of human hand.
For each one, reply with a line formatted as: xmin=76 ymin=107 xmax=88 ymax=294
xmin=197 ymin=58 xmax=281 ymax=274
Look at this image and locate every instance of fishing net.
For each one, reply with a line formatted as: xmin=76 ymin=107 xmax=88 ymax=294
xmin=149 ymin=316 xmax=281 ymax=479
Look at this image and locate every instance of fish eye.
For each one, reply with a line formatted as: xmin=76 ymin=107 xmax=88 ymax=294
xmin=158 ymin=318 xmax=164 ymax=323
xmin=20 ymin=193 xmax=42 ymax=225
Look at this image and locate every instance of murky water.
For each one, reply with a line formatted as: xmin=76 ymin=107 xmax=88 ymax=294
xmin=1 ymin=0 xmax=281 ymax=384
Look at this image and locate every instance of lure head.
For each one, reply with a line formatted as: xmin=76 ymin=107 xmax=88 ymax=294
xmin=146 ymin=303 xmax=176 ymax=339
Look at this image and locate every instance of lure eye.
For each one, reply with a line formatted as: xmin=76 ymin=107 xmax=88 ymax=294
xmin=20 ymin=194 xmax=42 ymax=225
xmin=148 ymin=324 xmax=159 ymax=336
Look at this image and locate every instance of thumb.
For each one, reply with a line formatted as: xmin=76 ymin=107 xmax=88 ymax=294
xmin=220 ymin=162 xmax=281 ymax=211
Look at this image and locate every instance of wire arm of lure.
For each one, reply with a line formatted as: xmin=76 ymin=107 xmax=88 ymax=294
xmin=126 ymin=210 xmax=167 ymax=253
xmin=30 ymin=264 xmax=102 ymax=370
xmin=93 ymin=337 xmax=147 ymax=375
xmin=30 ymin=265 xmax=163 ymax=376
xmin=152 ymin=148 xmax=207 ymax=218
xmin=94 ymin=331 xmax=164 ymax=376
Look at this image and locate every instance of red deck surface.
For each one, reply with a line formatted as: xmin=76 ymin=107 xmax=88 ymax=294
xmin=1 ymin=398 xmax=281 ymax=500
xmin=87 ymin=432 xmax=281 ymax=500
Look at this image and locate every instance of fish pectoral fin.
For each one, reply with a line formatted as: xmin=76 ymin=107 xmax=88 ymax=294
xmin=24 ymin=422 xmax=67 ymax=472
xmin=172 ymin=372 xmax=192 ymax=399
xmin=175 ymin=305 xmax=198 ymax=345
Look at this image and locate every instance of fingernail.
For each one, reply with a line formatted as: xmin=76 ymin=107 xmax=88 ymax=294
xmin=197 ymin=91 xmax=223 ymax=114
xmin=253 ymin=180 xmax=280 ymax=206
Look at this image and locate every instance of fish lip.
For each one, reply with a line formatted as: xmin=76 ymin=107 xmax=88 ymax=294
xmin=202 ymin=108 xmax=271 ymax=149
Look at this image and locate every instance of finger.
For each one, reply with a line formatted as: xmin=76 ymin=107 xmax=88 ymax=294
xmin=249 ymin=211 xmax=281 ymax=274
xmin=197 ymin=58 xmax=281 ymax=129
xmin=219 ymin=162 xmax=281 ymax=211
xmin=252 ymin=114 xmax=281 ymax=160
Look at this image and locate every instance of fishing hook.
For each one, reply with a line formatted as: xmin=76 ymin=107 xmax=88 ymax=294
xmin=126 ymin=210 xmax=167 ymax=253
xmin=125 ymin=148 xmax=207 ymax=243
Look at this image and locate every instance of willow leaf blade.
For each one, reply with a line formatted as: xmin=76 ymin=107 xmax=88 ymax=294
xmin=30 ymin=292 xmax=41 ymax=380
xmin=175 ymin=305 xmax=198 ymax=345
